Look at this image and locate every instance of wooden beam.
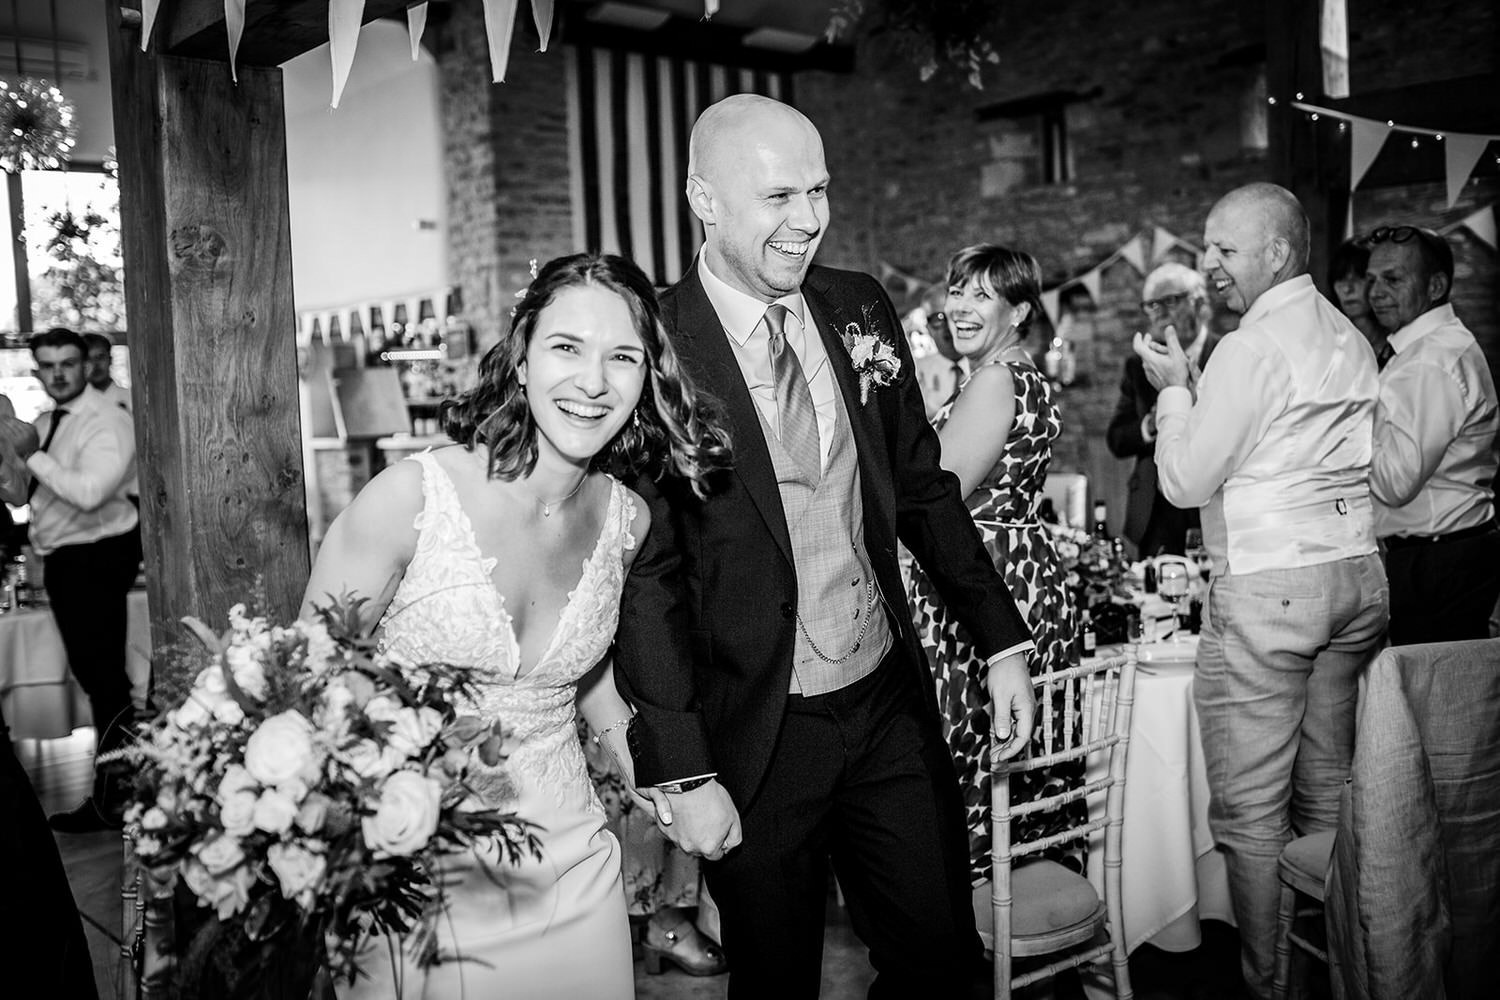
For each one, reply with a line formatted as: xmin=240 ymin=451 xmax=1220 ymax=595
xmin=106 ymin=6 xmax=310 ymax=662
xmin=1320 ymin=75 xmax=1500 ymax=135
xmin=162 ymin=0 xmax=413 ymax=66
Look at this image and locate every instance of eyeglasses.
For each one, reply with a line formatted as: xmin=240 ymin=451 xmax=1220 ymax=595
xmin=1140 ymin=292 xmax=1190 ymax=317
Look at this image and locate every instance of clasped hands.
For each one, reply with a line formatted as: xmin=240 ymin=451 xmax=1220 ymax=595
xmin=1132 ymin=325 xmax=1202 ymax=396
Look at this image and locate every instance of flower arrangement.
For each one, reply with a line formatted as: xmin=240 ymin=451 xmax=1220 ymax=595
xmin=115 ymin=597 xmax=539 ymax=995
xmin=842 ymin=304 xmax=902 ymax=404
xmin=1047 ymin=522 xmax=1131 ymax=612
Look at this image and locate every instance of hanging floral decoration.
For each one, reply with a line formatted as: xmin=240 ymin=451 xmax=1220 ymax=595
xmin=826 ymin=0 xmax=1002 ymax=90
xmin=0 ymin=78 xmax=77 ymax=172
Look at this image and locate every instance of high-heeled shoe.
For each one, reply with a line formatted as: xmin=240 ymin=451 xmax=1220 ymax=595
xmin=641 ymin=918 xmax=729 ymax=976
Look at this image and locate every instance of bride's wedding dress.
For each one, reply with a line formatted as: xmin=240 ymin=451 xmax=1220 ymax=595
xmin=342 ymin=451 xmax=634 ymax=999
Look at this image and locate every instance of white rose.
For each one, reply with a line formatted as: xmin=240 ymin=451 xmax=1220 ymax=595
xmin=194 ymin=665 xmax=227 ymax=695
xmin=296 ymin=793 xmax=330 ymax=834
xmin=170 ymin=693 xmax=214 ymax=730
xmin=385 ymin=706 xmax=445 ymax=759
xmin=252 ymin=789 xmax=299 ymax=835
xmin=207 ymin=866 xmax=254 ymax=919
xmin=224 ymin=644 xmax=268 ymax=699
xmin=267 ymin=842 xmax=327 ymax=901
xmin=361 ymin=771 xmax=443 ymax=857
xmin=243 ymin=711 xmax=320 ymax=787
xmin=194 ymin=834 xmax=245 ymax=876
xmin=217 ymin=764 xmax=259 ymax=803
xmin=219 ymin=791 xmax=258 ymax=838
xmin=363 ymin=695 xmax=400 ymax=724
xmin=342 ymin=738 xmax=398 ymax=781
xmin=211 ymin=697 xmax=245 ymax=726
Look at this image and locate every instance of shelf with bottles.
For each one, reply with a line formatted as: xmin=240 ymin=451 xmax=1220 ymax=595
xmin=0 ymin=544 xmax=45 ymax=613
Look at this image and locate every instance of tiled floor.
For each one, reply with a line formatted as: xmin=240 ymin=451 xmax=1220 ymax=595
xmin=20 ymin=728 xmax=1250 ymax=999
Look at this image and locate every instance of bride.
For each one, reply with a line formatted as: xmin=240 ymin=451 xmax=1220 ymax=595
xmin=301 ymin=253 xmax=731 ymax=998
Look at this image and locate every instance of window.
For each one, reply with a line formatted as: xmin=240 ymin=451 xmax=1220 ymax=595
xmin=976 ymin=90 xmax=1090 ymax=197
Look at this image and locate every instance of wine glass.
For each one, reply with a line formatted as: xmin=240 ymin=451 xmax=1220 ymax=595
xmin=1157 ymin=561 xmax=1189 ymax=637
xmin=1184 ymin=528 xmax=1212 ymax=583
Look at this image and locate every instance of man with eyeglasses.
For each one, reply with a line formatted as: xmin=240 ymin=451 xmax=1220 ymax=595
xmin=1134 ymin=183 xmax=1387 ymax=1000
xmin=1107 ymin=262 xmax=1220 ymax=556
xmin=1366 ymin=225 xmax=1500 ymax=644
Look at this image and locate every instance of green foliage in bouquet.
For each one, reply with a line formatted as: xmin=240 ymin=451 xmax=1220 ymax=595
xmin=113 ymin=595 xmax=542 ymax=996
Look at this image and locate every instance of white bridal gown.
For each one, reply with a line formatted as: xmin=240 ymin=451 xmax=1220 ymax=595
xmin=343 ymin=451 xmax=634 ymax=999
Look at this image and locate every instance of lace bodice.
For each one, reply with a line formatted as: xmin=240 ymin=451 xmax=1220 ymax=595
xmin=377 ymin=451 xmax=637 ymax=812
xmin=935 ymin=361 xmax=1061 ymax=522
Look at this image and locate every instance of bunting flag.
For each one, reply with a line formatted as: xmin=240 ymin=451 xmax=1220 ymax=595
xmin=1118 ymin=234 xmax=1147 ymax=275
xmin=407 ymin=3 xmax=428 ymax=60
xmin=1078 ymin=267 xmax=1102 ymax=304
xmin=570 ymin=47 xmax=789 ymax=285
xmin=532 ymin=0 xmax=554 ymax=51
xmin=140 ymin=0 xmax=161 ymax=51
xmin=482 ymin=0 xmax=520 ymax=82
xmin=1447 ymin=204 xmax=1497 ymax=251
xmin=328 ymin=0 xmax=366 ymax=109
xmin=1039 ymin=287 xmax=1061 ymax=326
xmin=704 ymin=0 xmax=721 ymax=17
xmin=1150 ymin=226 xmax=1180 ymax=264
xmin=1349 ymin=118 xmax=1388 ymax=191
xmin=1444 ymin=133 xmax=1491 ymax=209
xmin=224 ymin=0 xmax=246 ymax=82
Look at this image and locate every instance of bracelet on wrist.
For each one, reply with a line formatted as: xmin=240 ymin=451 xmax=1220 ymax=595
xmin=592 ymin=717 xmax=631 ymax=746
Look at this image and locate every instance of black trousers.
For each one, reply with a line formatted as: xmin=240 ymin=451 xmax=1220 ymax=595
xmin=0 ymin=709 xmax=99 ymax=998
xmin=42 ymin=526 xmax=143 ymax=776
xmin=705 ymin=648 xmax=986 ymax=999
xmin=1385 ymin=527 xmax=1500 ymax=646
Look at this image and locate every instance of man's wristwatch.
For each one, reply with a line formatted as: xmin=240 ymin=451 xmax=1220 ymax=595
xmin=656 ymin=775 xmax=714 ymax=795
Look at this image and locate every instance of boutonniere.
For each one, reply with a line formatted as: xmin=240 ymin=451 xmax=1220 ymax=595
xmin=841 ymin=304 xmax=902 ymax=405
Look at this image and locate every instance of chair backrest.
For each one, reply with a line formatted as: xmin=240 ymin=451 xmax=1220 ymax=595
xmin=1039 ymin=472 xmax=1089 ymax=529
xmin=1325 ymin=638 xmax=1500 ymax=1000
xmin=990 ymin=654 xmax=1137 ymax=985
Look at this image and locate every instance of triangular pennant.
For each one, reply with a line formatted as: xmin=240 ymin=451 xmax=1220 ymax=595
xmin=1444 ymin=133 xmax=1491 ymax=210
xmin=1040 ymin=288 xmax=1061 ymax=326
xmin=1349 ymin=119 xmax=1389 ymax=192
xmin=407 ymin=3 xmax=429 ymax=60
xmin=1457 ymin=204 xmax=1497 ymax=251
xmin=481 ymin=0 xmax=520 ymax=83
xmin=532 ymin=0 xmax=554 ymax=51
xmin=1078 ymin=267 xmax=1102 ymax=303
xmin=329 ymin=0 xmax=366 ymax=109
xmin=140 ymin=0 xmax=161 ymax=51
xmin=704 ymin=0 xmax=721 ymax=17
xmin=1118 ymin=234 xmax=1147 ymax=275
xmin=1151 ymin=226 xmax=1178 ymax=264
xmin=224 ymin=0 xmax=246 ymax=83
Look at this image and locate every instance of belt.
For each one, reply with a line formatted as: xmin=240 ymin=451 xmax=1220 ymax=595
xmin=1383 ymin=518 xmax=1498 ymax=550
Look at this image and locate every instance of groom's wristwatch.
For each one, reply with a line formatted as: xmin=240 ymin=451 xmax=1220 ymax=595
xmin=656 ymin=775 xmax=715 ymax=795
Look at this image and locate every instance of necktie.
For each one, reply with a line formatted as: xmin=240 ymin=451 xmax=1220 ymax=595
xmin=945 ymin=362 xmax=965 ymax=407
xmin=765 ymin=304 xmax=821 ymax=483
xmin=27 ymin=407 xmax=67 ymax=500
xmin=1376 ymin=342 xmax=1395 ymax=371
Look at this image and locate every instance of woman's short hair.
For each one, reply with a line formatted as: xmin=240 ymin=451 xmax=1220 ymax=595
xmin=441 ymin=253 xmax=731 ymax=497
xmin=1329 ymin=237 xmax=1371 ymax=287
xmin=946 ymin=244 xmax=1046 ymax=339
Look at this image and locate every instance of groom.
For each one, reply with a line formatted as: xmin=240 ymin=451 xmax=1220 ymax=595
xmin=615 ymin=94 xmax=1036 ymax=998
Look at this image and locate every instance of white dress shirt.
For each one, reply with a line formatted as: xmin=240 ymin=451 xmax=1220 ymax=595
xmin=26 ymin=385 xmax=139 ymax=556
xmin=915 ymin=353 xmax=968 ymax=419
xmin=1371 ymin=303 xmax=1499 ymax=538
xmin=1154 ymin=275 xmax=1378 ymax=576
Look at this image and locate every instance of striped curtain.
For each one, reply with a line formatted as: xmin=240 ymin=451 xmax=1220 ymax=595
xmin=568 ymin=46 xmax=793 ymax=287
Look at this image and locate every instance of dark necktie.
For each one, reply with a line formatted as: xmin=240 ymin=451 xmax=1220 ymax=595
xmin=27 ymin=407 xmax=67 ymax=500
xmin=1376 ymin=342 xmax=1395 ymax=371
xmin=945 ymin=362 xmax=965 ymax=407
xmin=765 ymin=304 xmax=821 ymax=483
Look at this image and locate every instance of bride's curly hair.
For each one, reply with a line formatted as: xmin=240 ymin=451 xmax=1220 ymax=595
xmin=441 ymin=253 xmax=732 ymax=497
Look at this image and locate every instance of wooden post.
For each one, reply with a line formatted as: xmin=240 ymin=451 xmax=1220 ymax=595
xmin=5 ymin=171 xmax=30 ymax=332
xmin=105 ymin=8 xmax=310 ymax=663
xmin=1266 ymin=0 xmax=1349 ymax=287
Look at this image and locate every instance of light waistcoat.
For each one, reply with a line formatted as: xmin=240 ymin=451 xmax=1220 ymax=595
xmin=756 ymin=374 xmax=892 ymax=696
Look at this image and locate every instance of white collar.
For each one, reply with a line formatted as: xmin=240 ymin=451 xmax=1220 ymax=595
xmin=1239 ymin=273 xmax=1314 ymax=328
xmin=1388 ymin=303 xmax=1458 ymax=355
xmin=697 ymin=253 xmax=807 ymax=347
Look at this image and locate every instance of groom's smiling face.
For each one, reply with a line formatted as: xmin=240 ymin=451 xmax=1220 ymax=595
xmin=693 ymin=112 xmax=829 ymax=302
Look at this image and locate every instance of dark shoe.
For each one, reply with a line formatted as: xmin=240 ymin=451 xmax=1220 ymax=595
xmin=48 ymin=797 xmax=122 ymax=834
xmin=642 ymin=917 xmax=729 ymax=977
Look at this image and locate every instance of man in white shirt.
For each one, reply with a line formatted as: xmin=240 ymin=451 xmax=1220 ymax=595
xmin=84 ymin=332 xmax=133 ymax=413
xmin=1134 ymin=183 xmax=1388 ymax=1000
xmin=1366 ymin=225 xmax=1500 ymax=644
xmin=1107 ymin=262 xmax=1221 ymax=556
xmin=0 ymin=328 xmax=142 ymax=833
xmin=913 ymin=283 xmax=968 ymax=419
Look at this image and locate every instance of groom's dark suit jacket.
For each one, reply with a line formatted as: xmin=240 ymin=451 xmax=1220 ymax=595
xmin=616 ymin=262 xmax=1031 ymax=809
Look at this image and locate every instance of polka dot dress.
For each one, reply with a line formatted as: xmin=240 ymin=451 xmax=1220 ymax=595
xmin=906 ymin=361 xmax=1084 ymax=886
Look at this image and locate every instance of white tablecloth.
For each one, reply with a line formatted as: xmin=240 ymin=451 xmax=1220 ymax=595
xmin=0 ymin=590 xmax=151 ymax=740
xmin=1086 ymin=643 xmax=1235 ymax=954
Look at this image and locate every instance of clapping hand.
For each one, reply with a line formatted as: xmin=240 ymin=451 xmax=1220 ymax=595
xmin=987 ymin=652 xmax=1037 ymax=761
xmin=1132 ymin=325 xmax=1193 ymax=393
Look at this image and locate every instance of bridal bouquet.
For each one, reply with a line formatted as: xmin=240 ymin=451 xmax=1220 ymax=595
xmin=117 ymin=596 xmax=539 ymax=995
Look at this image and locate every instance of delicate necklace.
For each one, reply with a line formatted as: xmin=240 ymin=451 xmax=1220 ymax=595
xmin=528 ymin=475 xmax=586 ymax=518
